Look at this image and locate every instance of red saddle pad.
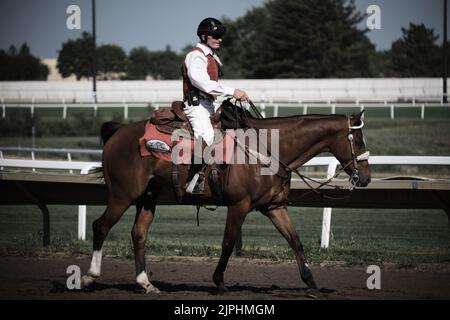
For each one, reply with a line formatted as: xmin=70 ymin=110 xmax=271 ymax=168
xmin=139 ymin=122 xmax=235 ymax=164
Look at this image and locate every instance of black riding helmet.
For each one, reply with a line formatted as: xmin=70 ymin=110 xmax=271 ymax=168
xmin=197 ymin=18 xmax=226 ymax=42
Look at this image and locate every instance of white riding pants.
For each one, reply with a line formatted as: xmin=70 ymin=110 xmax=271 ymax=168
xmin=183 ymin=99 xmax=216 ymax=146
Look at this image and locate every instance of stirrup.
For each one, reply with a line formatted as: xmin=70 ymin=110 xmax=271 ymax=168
xmin=185 ymin=173 xmax=205 ymax=194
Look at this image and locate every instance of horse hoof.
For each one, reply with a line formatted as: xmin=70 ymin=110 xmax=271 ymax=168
xmin=305 ymin=288 xmax=320 ymax=299
xmin=144 ymin=284 xmax=161 ymax=294
xmin=80 ymin=275 xmax=96 ymax=289
xmin=216 ymin=285 xmax=228 ymax=295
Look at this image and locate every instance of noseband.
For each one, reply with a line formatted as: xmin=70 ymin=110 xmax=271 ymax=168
xmin=345 ymin=117 xmax=370 ymax=186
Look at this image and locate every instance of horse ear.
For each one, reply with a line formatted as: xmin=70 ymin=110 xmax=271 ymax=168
xmin=351 ymin=109 xmax=365 ymax=124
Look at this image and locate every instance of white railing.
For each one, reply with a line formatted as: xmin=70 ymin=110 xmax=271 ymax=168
xmin=0 ymin=78 xmax=447 ymax=102
xmin=298 ymin=156 xmax=450 ymax=248
xmin=1 ymin=156 xmax=450 ymax=246
xmin=0 ymin=147 xmax=102 ymax=170
xmin=0 ymin=159 xmax=100 ymax=241
xmin=1 ymin=100 xmax=449 ymax=120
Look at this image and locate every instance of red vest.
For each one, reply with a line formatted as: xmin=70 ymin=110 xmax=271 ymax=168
xmin=182 ymin=47 xmax=219 ymax=101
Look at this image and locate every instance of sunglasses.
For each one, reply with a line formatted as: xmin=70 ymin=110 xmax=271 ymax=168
xmin=211 ymin=33 xmax=223 ymax=40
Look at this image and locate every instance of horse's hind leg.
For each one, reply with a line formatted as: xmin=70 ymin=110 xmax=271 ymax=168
xmin=213 ymin=201 xmax=248 ymax=293
xmin=131 ymin=195 xmax=160 ymax=293
xmin=265 ymin=207 xmax=318 ymax=290
xmin=81 ymin=198 xmax=130 ymax=288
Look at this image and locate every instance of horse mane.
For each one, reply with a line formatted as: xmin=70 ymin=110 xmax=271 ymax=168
xmin=100 ymin=121 xmax=123 ymax=145
xmin=246 ymin=113 xmax=348 ymax=129
xmin=220 ymin=98 xmax=351 ymax=130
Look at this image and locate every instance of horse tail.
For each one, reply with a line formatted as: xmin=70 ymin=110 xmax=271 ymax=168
xmin=100 ymin=121 xmax=122 ymax=145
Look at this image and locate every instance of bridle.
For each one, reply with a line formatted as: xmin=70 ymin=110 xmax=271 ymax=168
xmin=277 ymin=116 xmax=370 ymax=202
xmin=345 ymin=117 xmax=370 ymax=187
xmin=229 ymin=100 xmax=370 ymax=201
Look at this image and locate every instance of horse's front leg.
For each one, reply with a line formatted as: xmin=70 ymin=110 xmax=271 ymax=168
xmin=265 ymin=207 xmax=318 ymax=290
xmin=213 ymin=201 xmax=248 ymax=293
xmin=131 ymin=196 xmax=160 ymax=294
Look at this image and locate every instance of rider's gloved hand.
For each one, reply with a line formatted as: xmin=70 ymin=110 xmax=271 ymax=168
xmin=233 ymin=89 xmax=249 ymax=102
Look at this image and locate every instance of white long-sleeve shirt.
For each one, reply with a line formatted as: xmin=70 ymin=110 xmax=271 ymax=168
xmin=184 ymin=43 xmax=235 ymax=97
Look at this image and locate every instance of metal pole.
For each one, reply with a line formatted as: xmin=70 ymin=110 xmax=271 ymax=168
xmin=92 ymin=0 xmax=97 ymax=105
xmin=444 ymin=0 xmax=448 ymax=103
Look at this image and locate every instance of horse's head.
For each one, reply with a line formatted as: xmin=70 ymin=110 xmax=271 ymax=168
xmin=330 ymin=110 xmax=371 ymax=187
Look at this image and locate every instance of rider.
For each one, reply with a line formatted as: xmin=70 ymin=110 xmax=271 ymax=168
xmin=182 ymin=17 xmax=249 ymax=194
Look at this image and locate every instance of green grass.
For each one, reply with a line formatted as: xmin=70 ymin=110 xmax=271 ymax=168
xmin=0 ymin=205 xmax=449 ymax=266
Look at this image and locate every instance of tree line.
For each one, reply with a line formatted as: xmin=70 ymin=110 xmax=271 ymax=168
xmin=218 ymin=0 xmax=447 ymax=78
xmin=1 ymin=0 xmax=447 ymax=81
xmin=0 ymin=43 xmax=49 ymax=80
xmin=56 ymin=32 xmax=186 ymax=80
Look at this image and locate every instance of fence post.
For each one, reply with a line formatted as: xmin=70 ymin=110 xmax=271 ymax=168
xmin=274 ymin=104 xmax=279 ymax=117
xmin=320 ymin=158 xmax=339 ymax=249
xmin=67 ymin=152 xmax=73 ymax=174
xmin=123 ymin=99 xmax=128 ymax=120
xmin=303 ymin=104 xmax=308 ymax=115
xmin=30 ymin=97 xmax=35 ymax=119
xmin=77 ymin=165 xmax=95 ymax=241
xmin=62 ymin=98 xmax=67 ymax=119
xmin=260 ymin=103 xmax=266 ymax=118
xmin=421 ymin=104 xmax=425 ymax=120
xmin=78 ymin=205 xmax=87 ymax=241
xmin=30 ymin=151 xmax=36 ymax=172
xmin=390 ymin=104 xmax=395 ymax=119
xmin=1 ymin=97 xmax=5 ymax=118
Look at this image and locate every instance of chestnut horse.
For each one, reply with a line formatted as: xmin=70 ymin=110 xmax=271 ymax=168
xmin=81 ymin=107 xmax=370 ymax=294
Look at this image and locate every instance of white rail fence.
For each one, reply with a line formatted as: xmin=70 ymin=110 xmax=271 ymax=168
xmin=303 ymin=156 xmax=450 ymax=248
xmin=1 ymin=100 xmax=450 ymax=120
xmin=1 ymin=78 xmax=448 ymax=102
xmin=2 ymin=154 xmax=450 ymax=247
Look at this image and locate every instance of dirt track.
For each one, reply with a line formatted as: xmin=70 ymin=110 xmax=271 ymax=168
xmin=0 ymin=255 xmax=449 ymax=300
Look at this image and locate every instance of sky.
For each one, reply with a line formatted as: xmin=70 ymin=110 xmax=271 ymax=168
xmin=0 ymin=0 xmax=449 ymax=58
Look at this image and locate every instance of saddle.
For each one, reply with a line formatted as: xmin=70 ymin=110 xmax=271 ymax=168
xmin=150 ymin=101 xmax=195 ymax=136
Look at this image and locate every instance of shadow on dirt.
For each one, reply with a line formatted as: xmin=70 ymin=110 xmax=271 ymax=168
xmin=51 ymin=280 xmax=335 ymax=298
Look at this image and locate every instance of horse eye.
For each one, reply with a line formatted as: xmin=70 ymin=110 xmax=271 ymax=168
xmin=356 ymin=136 xmax=365 ymax=147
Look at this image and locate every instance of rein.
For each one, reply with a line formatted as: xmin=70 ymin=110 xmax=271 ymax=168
xmin=232 ymin=99 xmax=370 ymax=201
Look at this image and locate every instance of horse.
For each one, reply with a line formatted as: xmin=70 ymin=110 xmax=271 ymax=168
xmin=80 ymin=103 xmax=371 ymax=294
